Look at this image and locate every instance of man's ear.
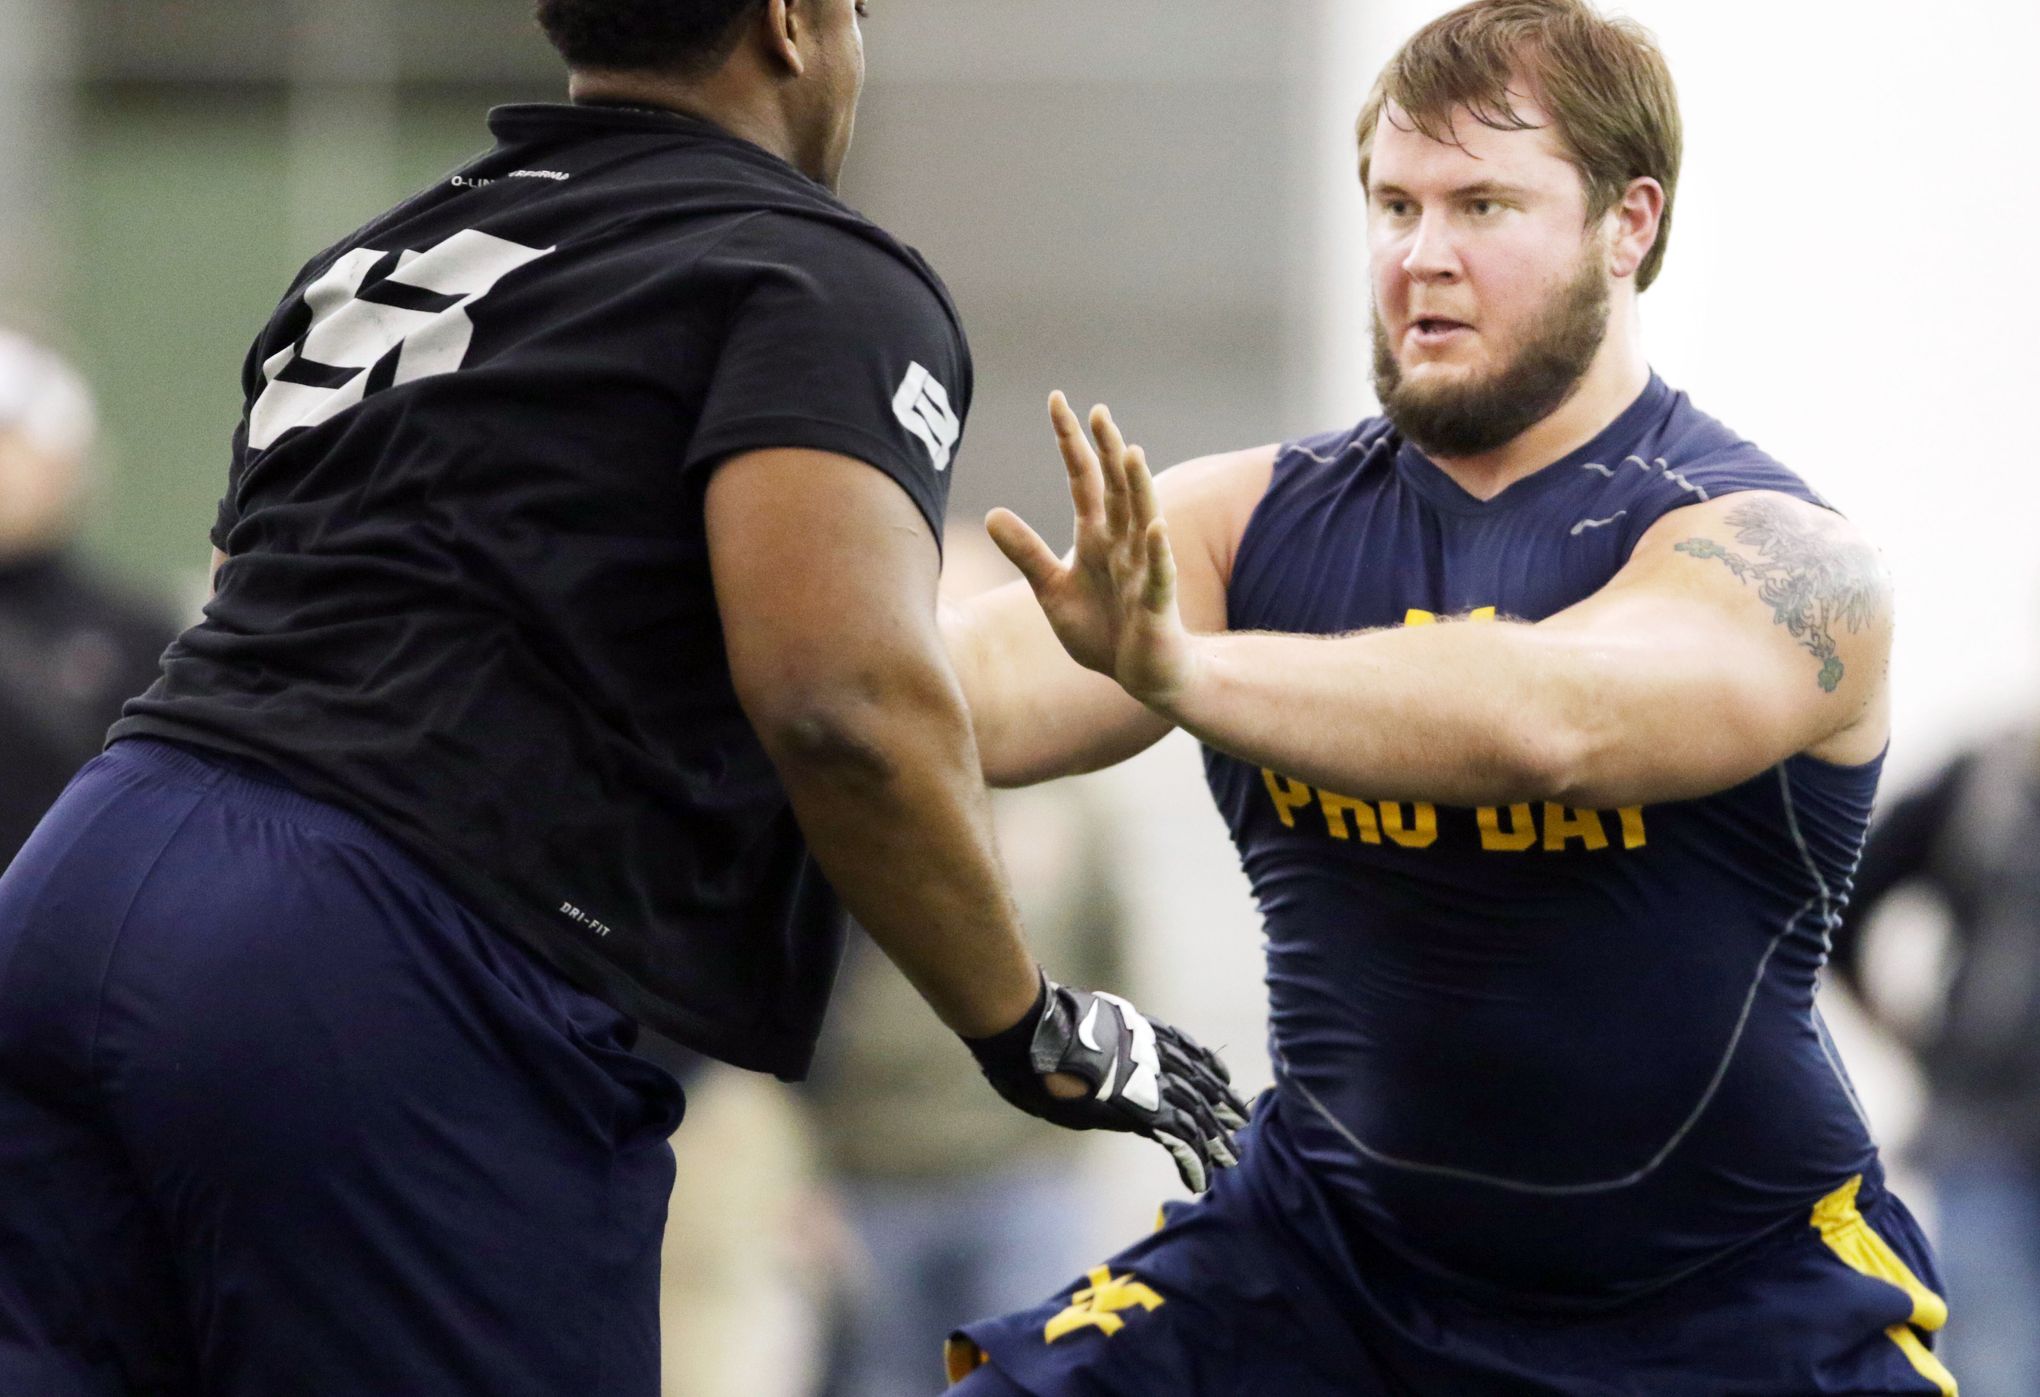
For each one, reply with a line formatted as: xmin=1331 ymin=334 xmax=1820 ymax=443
xmin=758 ymin=0 xmax=805 ymax=78
xmin=1605 ymin=176 xmax=1665 ymax=282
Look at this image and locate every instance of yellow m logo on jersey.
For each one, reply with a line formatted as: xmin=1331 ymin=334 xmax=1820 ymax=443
xmin=1043 ymin=1267 xmax=1165 ymax=1343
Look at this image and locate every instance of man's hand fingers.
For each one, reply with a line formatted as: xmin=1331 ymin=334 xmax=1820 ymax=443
xmin=1090 ymin=404 xmax=1132 ymax=536
xmin=1126 ymin=444 xmax=1161 ymax=535
xmin=1124 ymin=447 xmax=1176 ymax=613
xmin=1047 ymin=392 xmax=1105 ymax=530
xmin=1142 ymin=518 xmax=1178 ymax=615
xmin=985 ymin=508 xmax=1064 ymax=596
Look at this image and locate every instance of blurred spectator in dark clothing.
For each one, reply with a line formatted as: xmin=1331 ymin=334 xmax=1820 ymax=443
xmin=1833 ymin=728 xmax=2040 ymax=1397
xmin=0 ymin=331 xmax=176 ymax=867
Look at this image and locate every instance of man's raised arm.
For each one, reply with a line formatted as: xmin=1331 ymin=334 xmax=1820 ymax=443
xmin=991 ymin=399 xmax=1892 ymax=812
xmin=943 ymin=400 xmax=1274 ymax=787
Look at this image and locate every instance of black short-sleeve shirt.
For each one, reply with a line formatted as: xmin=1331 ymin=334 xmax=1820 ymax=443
xmin=114 ymin=103 xmax=972 ymax=1078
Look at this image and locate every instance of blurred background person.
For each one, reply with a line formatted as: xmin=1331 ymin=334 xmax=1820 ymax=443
xmin=802 ymin=528 xmax=1133 ymax=1397
xmin=1832 ymin=729 xmax=2040 ymax=1397
xmin=0 ymin=329 xmax=173 ymax=866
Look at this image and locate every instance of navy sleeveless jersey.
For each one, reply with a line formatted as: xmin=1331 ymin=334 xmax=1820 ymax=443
xmin=1206 ymin=375 xmax=1883 ymax=1307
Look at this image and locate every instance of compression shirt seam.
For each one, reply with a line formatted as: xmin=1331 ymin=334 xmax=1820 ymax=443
xmin=1278 ymin=763 xmax=1812 ymax=1195
xmin=1782 ymin=761 xmax=1877 ymax=1135
xmin=1614 ymin=480 xmax=1841 ymax=567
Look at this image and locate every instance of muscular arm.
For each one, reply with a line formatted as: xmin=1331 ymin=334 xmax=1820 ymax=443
xmin=707 ymin=448 xmax=1040 ymax=1037
xmin=944 ymin=429 xmax=1274 ymax=787
xmin=1159 ymin=492 xmax=1892 ymax=809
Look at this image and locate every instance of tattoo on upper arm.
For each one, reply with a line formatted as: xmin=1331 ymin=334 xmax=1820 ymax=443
xmin=1672 ymin=499 xmax=1887 ymax=693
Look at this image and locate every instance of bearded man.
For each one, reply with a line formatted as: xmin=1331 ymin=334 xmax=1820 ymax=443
xmin=939 ymin=1 xmax=1952 ymax=1393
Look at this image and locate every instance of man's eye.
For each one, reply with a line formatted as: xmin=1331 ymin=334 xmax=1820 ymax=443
xmin=1469 ymin=199 xmax=1499 ymax=217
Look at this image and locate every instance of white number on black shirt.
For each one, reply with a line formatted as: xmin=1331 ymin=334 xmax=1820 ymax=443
xmin=248 ymin=229 xmax=553 ymax=450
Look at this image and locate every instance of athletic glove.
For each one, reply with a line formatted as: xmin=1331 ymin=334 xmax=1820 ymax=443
xmin=965 ymin=971 xmax=1250 ymax=1192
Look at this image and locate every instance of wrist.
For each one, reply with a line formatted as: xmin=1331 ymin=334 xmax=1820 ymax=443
xmin=1137 ymin=632 xmax=1215 ymax=723
xmin=962 ymin=969 xmax=1049 ymax=1082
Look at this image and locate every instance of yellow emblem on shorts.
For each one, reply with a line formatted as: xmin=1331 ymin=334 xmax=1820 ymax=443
xmin=1043 ymin=1267 xmax=1165 ymax=1343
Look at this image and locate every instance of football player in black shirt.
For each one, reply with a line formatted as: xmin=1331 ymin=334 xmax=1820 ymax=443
xmin=0 ymin=3 xmax=1243 ymax=1393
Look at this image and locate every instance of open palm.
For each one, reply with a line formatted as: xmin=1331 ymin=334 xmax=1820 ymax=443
xmin=985 ymin=393 xmax=1193 ymax=707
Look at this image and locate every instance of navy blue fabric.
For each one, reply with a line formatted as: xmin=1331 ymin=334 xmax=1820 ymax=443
xmin=0 ymin=738 xmax=684 ymax=1396
xmin=1203 ymin=376 xmax=1890 ymax=1305
xmin=951 ymin=1364 xmax=1032 ymax=1397
xmin=956 ymin=1094 xmax=1950 ymax=1396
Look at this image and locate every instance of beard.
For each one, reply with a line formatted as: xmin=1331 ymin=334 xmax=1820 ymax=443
xmin=1372 ymin=253 xmax=1611 ymax=459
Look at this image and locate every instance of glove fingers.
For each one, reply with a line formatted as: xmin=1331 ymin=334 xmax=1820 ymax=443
xmin=1158 ymin=1037 xmax=1252 ymax=1127
xmin=1155 ymin=1021 xmax=1235 ymax=1082
xmin=1151 ymin=1127 xmax=1210 ymax=1194
xmin=1164 ymin=1082 xmax=1239 ymax=1172
xmin=1169 ymin=1033 xmax=1252 ymax=1121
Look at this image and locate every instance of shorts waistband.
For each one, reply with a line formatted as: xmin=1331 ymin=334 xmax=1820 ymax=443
xmin=105 ymin=737 xmax=393 ymax=851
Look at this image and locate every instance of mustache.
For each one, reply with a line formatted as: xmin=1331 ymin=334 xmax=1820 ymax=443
xmin=1370 ymin=259 xmax=1610 ymax=459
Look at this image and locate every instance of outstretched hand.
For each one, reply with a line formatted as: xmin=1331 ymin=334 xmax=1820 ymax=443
xmin=985 ymin=393 xmax=1196 ymax=709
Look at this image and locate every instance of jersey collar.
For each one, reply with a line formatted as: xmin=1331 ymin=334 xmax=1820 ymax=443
xmin=1392 ymin=372 xmax=1674 ymax=518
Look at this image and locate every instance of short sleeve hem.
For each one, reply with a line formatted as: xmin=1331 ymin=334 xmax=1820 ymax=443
xmin=686 ymin=413 xmax=948 ymax=543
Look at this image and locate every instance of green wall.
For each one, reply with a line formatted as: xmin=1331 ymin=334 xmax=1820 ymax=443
xmin=67 ymin=90 xmax=531 ymax=598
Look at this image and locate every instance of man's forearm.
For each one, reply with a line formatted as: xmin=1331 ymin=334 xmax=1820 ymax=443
xmin=761 ymin=677 xmax=1042 ymax=1039
xmin=1155 ymin=621 xmax=1604 ymax=809
xmin=943 ymin=588 xmax=1171 ymax=788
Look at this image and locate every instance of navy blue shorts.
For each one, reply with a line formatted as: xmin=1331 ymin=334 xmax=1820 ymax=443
xmin=949 ymin=1092 xmax=1956 ymax=1396
xmin=0 ymin=740 xmax=686 ymax=1396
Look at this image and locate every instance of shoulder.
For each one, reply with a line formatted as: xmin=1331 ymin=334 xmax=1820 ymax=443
xmin=1154 ymin=442 xmax=1280 ymax=590
xmin=713 ymin=207 xmax=962 ymax=329
xmin=1636 ymin=490 xmax=1886 ymax=601
xmin=1604 ymin=389 xmax=1832 ymax=553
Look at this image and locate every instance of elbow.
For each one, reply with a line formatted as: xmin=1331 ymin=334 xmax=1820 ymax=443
xmin=1491 ymin=715 xmax=1605 ymax=807
xmin=756 ymin=701 xmax=904 ymax=790
xmin=742 ymin=665 xmax=970 ymax=796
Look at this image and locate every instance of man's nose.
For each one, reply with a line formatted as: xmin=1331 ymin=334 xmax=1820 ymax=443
xmin=1401 ymin=212 xmax=1461 ymax=283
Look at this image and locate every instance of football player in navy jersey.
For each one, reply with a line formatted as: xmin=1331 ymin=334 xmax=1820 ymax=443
xmin=0 ymin=2 xmax=1243 ymax=1394
xmin=943 ymin=2 xmax=1951 ymax=1395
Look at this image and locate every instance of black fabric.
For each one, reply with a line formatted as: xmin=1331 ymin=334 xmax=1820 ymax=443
xmin=0 ymin=554 xmax=174 ymax=868
xmin=113 ymin=102 xmax=971 ymax=1078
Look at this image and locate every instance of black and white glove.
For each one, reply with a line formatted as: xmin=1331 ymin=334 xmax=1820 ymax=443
xmin=965 ymin=972 xmax=1250 ymax=1192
